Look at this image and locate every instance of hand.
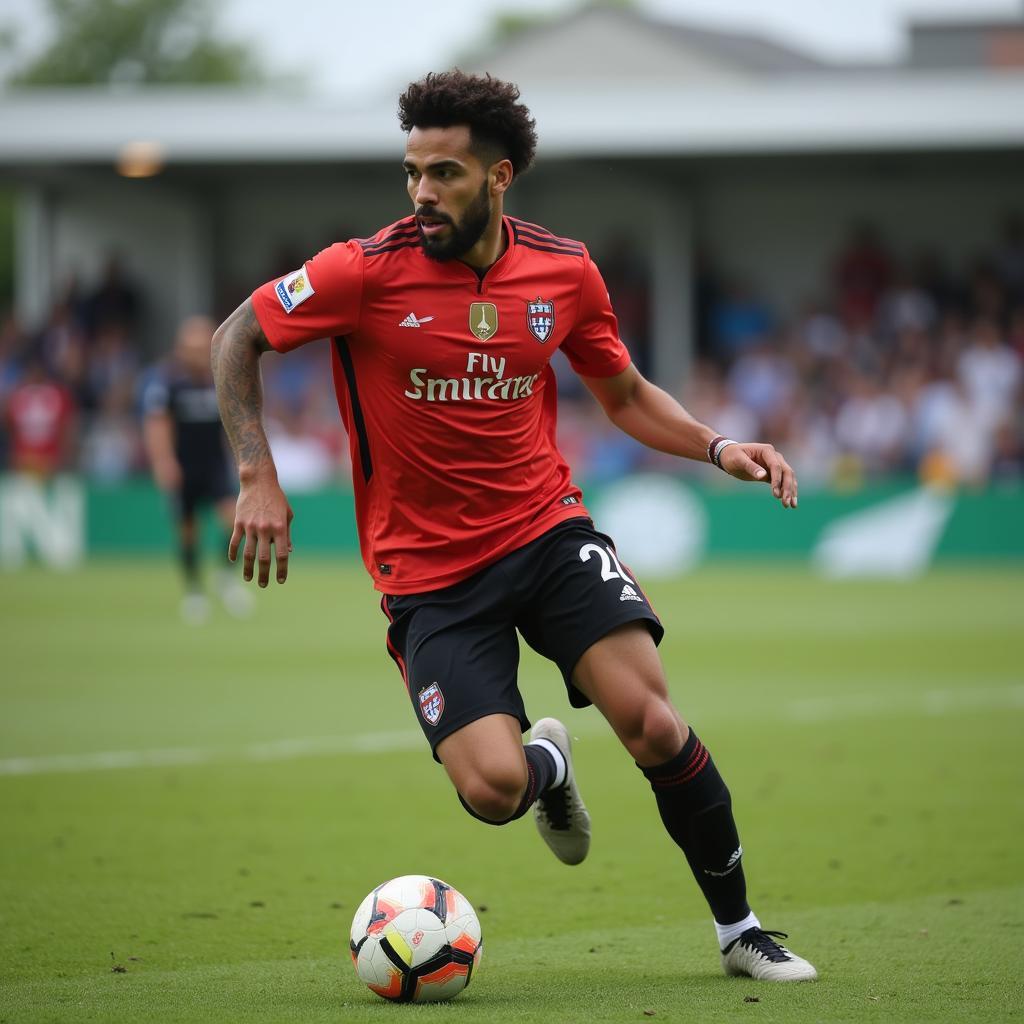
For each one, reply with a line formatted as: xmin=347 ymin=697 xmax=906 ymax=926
xmin=228 ymin=472 xmax=294 ymax=586
xmin=719 ymin=442 xmax=798 ymax=509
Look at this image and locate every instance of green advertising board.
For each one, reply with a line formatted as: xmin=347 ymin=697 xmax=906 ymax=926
xmin=0 ymin=474 xmax=1021 ymax=573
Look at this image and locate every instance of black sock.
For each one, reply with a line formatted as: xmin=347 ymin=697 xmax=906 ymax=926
xmin=640 ymin=729 xmax=750 ymax=924
xmin=458 ymin=743 xmax=557 ymax=826
xmin=181 ymin=538 xmax=199 ymax=588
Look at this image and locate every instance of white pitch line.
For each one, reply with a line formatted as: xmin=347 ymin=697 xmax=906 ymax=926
xmin=2 ymin=684 xmax=1022 ymax=778
xmin=784 ymin=684 xmax=1024 ymax=722
xmin=0 ymin=730 xmax=425 ymax=778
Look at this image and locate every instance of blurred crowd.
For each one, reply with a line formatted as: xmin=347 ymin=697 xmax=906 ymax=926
xmin=565 ymin=217 xmax=1024 ymax=487
xmin=1 ymin=217 xmax=1021 ymax=490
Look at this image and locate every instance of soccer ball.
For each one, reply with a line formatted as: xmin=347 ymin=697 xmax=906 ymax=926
xmin=348 ymin=874 xmax=483 ymax=1002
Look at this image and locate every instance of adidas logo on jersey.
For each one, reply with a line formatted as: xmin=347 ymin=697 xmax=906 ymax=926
xmin=619 ymin=584 xmax=642 ymax=602
xmin=399 ymin=312 xmax=434 ymax=328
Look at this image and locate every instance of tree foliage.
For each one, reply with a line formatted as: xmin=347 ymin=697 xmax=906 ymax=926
xmin=486 ymin=0 xmax=636 ymax=46
xmin=7 ymin=0 xmax=264 ymax=87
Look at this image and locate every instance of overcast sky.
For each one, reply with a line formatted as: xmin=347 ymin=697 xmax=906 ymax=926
xmin=3 ymin=0 xmax=1022 ymax=97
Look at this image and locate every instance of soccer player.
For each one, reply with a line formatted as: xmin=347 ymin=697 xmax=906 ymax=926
xmin=143 ymin=315 xmax=252 ymax=623
xmin=212 ymin=71 xmax=816 ymax=982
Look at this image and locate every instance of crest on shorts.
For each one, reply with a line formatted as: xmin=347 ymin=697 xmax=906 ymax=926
xmin=526 ymin=297 xmax=555 ymax=343
xmin=418 ymin=683 xmax=444 ymax=726
xmin=469 ymin=302 xmax=498 ymax=341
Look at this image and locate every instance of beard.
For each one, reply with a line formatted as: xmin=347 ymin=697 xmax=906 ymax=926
xmin=417 ymin=181 xmax=492 ymax=262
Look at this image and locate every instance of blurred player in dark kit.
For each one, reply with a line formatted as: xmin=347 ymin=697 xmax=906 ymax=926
xmin=144 ymin=315 xmax=252 ymax=624
xmin=212 ymin=71 xmax=816 ymax=981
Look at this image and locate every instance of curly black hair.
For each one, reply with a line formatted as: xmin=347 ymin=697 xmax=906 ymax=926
xmin=398 ymin=70 xmax=538 ymax=179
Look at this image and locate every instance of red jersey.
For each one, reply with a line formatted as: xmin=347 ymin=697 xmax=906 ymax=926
xmin=252 ymin=215 xmax=631 ymax=594
xmin=7 ymin=380 xmax=75 ymax=475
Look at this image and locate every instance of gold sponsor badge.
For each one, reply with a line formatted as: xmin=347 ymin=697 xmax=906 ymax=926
xmin=469 ymin=302 xmax=498 ymax=341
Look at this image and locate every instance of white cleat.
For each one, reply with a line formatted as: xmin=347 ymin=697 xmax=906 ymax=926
xmin=180 ymin=591 xmax=210 ymax=626
xmin=530 ymin=718 xmax=591 ymax=866
xmin=219 ymin=578 xmax=255 ymax=618
xmin=721 ymin=928 xmax=818 ymax=982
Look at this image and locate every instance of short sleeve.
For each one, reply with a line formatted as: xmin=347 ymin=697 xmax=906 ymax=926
xmin=560 ymin=256 xmax=633 ymax=379
xmin=251 ymin=241 xmax=365 ymax=353
xmin=141 ymin=376 xmax=169 ymax=415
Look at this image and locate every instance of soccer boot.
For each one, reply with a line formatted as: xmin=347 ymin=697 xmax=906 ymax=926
xmin=721 ymin=928 xmax=818 ymax=982
xmin=218 ymin=573 xmax=255 ymax=618
xmin=530 ymin=717 xmax=591 ymax=866
xmin=180 ymin=591 xmax=210 ymax=625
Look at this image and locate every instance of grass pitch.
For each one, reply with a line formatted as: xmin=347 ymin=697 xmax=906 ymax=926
xmin=1 ymin=558 xmax=1022 ymax=1023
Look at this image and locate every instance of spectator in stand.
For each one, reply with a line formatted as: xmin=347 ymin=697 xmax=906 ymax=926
xmin=598 ymin=235 xmax=651 ymax=376
xmin=877 ymin=269 xmax=938 ymax=339
xmin=957 ymin=315 xmax=1022 ymax=424
xmin=710 ymin=279 xmax=774 ymax=360
xmin=36 ymin=281 xmax=89 ymax=407
xmin=919 ymin=378 xmax=998 ymax=487
xmin=834 ymin=222 xmax=891 ymax=328
xmin=265 ymin=399 xmax=338 ymax=492
xmin=726 ymin=339 xmax=797 ymax=428
xmin=5 ymin=355 xmax=77 ymax=476
xmin=80 ymin=380 xmax=142 ymax=482
xmin=683 ymin=359 xmax=760 ymax=445
xmin=82 ymin=254 xmax=141 ymax=339
xmin=0 ymin=311 xmax=27 ymax=401
xmin=966 ymin=262 xmax=1006 ymax=321
xmin=994 ymin=214 xmax=1024 ymax=304
xmin=83 ymin=320 xmax=140 ymax=414
xmin=834 ymin=371 xmax=909 ymax=476
xmin=1007 ymin=306 xmax=1024 ymax=359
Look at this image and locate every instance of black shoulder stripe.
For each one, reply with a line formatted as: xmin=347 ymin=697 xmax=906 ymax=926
xmin=361 ymin=241 xmax=420 ymax=258
xmin=359 ymin=229 xmax=418 ymax=252
xmin=509 ymin=216 xmax=555 ymax=236
xmin=515 ymin=230 xmax=583 ymax=252
xmin=510 ymin=218 xmax=583 ymax=250
xmin=357 ymin=219 xmax=417 ymax=247
xmin=515 ymin=239 xmax=585 ymax=258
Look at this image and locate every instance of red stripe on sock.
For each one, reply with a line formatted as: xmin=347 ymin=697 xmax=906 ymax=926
xmin=651 ymin=743 xmax=709 ymax=788
xmin=522 ymin=763 xmax=538 ymax=808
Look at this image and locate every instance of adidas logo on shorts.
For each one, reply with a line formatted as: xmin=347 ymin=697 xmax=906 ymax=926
xmin=619 ymin=584 xmax=642 ymax=602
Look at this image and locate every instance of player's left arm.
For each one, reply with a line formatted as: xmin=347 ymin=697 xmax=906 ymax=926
xmin=582 ymin=363 xmax=798 ymax=508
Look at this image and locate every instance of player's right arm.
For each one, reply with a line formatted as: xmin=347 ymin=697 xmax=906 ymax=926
xmin=140 ymin=375 xmax=182 ymax=491
xmin=142 ymin=409 xmax=182 ymax=492
xmin=211 ymin=296 xmax=293 ymax=587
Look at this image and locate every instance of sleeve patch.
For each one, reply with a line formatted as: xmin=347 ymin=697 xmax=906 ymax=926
xmin=275 ymin=266 xmax=315 ymax=313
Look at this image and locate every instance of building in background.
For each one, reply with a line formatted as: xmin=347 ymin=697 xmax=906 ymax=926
xmin=0 ymin=4 xmax=1021 ymax=490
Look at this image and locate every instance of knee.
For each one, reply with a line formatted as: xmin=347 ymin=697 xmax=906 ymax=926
xmin=620 ymin=698 xmax=685 ymax=765
xmin=458 ymin=766 xmax=528 ymax=824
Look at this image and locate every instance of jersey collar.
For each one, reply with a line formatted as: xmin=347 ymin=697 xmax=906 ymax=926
xmin=422 ymin=215 xmax=517 ymax=290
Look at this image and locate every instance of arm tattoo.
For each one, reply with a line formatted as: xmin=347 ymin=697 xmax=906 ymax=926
xmin=212 ymin=298 xmax=275 ymax=472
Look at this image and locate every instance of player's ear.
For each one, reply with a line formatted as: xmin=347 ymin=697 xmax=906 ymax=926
xmin=490 ymin=159 xmax=514 ymax=196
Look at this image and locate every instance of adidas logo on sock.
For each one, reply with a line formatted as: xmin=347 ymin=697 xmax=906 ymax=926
xmin=399 ymin=312 xmax=434 ymax=328
xmin=619 ymin=584 xmax=642 ymax=602
xmin=705 ymin=845 xmax=744 ymax=877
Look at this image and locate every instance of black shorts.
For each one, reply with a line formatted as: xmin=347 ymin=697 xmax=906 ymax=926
xmin=381 ymin=518 xmax=664 ymax=759
xmin=174 ymin=467 xmax=235 ymax=521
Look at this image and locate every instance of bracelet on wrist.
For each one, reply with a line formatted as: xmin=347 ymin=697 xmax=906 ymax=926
xmin=707 ymin=435 xmax=738 ymax=469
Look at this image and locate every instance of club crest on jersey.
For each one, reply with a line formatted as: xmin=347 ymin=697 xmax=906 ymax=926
xmin=527 ymin=297 xmax=555 ymax=343
xmin=418 ymin=683 xmax=444 ymax=726
xmin=469 ymin=302 xmax=498 ymax=341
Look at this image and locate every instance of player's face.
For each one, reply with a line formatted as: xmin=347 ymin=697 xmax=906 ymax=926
xmin=404 ymin=126 xmax=494 ymax=261
xmin=175 ymin=317 xmax=215 ymax=377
